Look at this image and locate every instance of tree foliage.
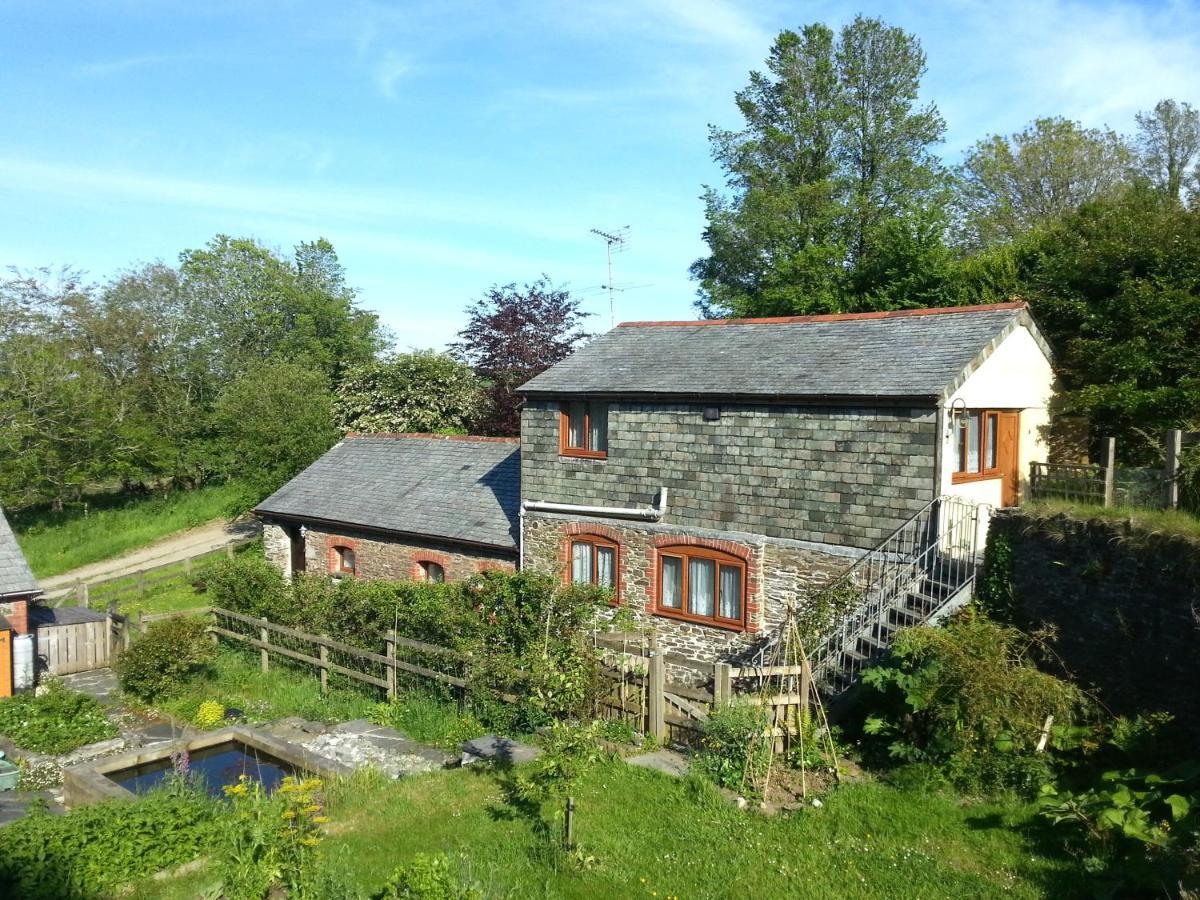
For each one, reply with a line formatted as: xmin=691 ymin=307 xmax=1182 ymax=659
xmin=451 ymin=277 xmax=590 ymax=435
xmin=1135 ymin=99 xmax=1200 ymax=201
xmin=692 ymin=16 xmax=950 ymax=317
xmin=0 ymin=237 xmax=386 ymax=510
xmin=335 ymin=350 xmax=483 ymax=435
xmin=956 ymin=117 xmax=1133 ymax=248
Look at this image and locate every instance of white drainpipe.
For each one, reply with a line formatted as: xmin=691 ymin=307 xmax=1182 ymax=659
xmin=518 ymin=487 xmax=669 ymax=571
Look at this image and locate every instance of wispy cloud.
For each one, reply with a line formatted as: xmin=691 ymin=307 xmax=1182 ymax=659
xmin=373 ymin=50 xmax=412 ymax=99
xmin=76 ymin=53 xmax=192 ymax=77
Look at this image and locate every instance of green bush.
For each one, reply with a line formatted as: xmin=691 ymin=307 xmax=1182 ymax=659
xmin=856 ymin=610 xmax=1093 ymax=796
xmin=117 ymin=616 xmax=217 ymax=700
xmin=0 ymin=788 xmax=219 ymax=898
xmin=206 ymin=555 xmax=290 ymax=621
xmin=374 ymin=852 xmax=481 ymax=900
xmin=695 ymin=701 xmax=773 ymax=797
xmin=0 ymin=678 xmax=117 ymax=754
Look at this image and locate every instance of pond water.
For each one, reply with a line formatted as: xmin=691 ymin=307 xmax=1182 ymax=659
xmin=107 ymin=741 xmax=298 ymax=797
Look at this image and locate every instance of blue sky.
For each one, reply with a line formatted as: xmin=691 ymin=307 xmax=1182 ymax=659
xmin=3 ymin=1 xmax=1199 ymax=348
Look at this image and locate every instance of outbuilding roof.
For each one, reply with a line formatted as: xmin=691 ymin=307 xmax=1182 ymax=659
xmin=254 ymin=434 xmax=521 ymax=552
xmin=0 ymin=506 xmax=40 ymax=599
xmin=519 ymin=302 xmax=1047 ymax=401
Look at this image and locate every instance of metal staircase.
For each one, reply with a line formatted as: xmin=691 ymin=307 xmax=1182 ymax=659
xmin=800 ymin=496 xmax=986 ymax=696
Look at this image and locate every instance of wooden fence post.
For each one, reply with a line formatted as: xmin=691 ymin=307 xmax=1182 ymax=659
xmin=1103 ymin=437 xmax=1116 ymax=508
xmin=385 ymin=630 xmax=397 ymax=699
xmin=260 ymin=617 xmax=270 ymax=673
xmin=647 ymin=649 xmax=666 ymax=741
xmin=713 ymin=662 xmax=732 ymax=706
xmin=1166 ymin=428 xmax=1183 ymax=510
xmin=135 ymin=609 xmax=144 ymax=638
xmin=74 ymin=580 xmax=85 ymax=606
xmin=104 ymin=605 xmax=115 ymax=662
xmin=184 ymin=557 xmax=193 ymax=576
xmin=226 ymin=545 xmax=235 ymax=559
xmin=319 ymin=637 xmax=329 ymax=695
xmin=799 ymin=657 xmax=813 ymax=723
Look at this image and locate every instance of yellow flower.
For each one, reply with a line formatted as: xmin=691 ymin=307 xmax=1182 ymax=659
xmin=303 ymin=804 xmax=322 ymax=814
xmin=312 ymin=816 xmax=330 ymax=824
xmin=300 ymin=837 xmax=321 ymax=847
xmin=282 ymin=810 xmax=297 ymax=820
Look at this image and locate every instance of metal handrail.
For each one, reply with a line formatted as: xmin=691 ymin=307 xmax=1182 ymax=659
xmin=803 ymin=496 xmax=985 ymax=687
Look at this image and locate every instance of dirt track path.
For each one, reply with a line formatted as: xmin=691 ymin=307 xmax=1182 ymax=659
xmin=39 ymin=517 xmax=260 ymax=594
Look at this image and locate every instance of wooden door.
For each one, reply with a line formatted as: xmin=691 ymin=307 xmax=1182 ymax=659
xmin=997 ymin=412 xmax=1021 ymax=507
xmin=288 ymin=526 xmax=306 ymax=574
xmin=0 ymin=629 xmax=11 ymax=698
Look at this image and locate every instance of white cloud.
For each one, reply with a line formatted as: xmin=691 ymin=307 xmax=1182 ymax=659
xmin=373 ymin=50 xmax=412 ymax=99
xmin=76 ymin=53 xmax=190 ymax=77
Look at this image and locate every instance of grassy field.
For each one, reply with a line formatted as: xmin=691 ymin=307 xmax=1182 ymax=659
xmin=86 ymin=543 xmax=258 ymax=618
xmin=130 ymin=761 xmax=1077 ymax=899
xmin=10 ymin=482 xmax=249 ymax=578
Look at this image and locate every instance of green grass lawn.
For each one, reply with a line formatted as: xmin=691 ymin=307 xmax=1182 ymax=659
xmin=86 ymin=543 xmax=259 ymax=618
xmin=131 ymin=762 xmax=1077 ymax=899
xmin=10 ymin=481 xmax=248 ymax=578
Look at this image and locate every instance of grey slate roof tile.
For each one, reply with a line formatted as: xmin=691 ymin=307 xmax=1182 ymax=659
xmin=519 ymin=304 xmax=1029 ymax=399
xmin=255 ymin=435 xmax=520 ymax=551
xmin=0 ymin=506 xmax=40 ymax=598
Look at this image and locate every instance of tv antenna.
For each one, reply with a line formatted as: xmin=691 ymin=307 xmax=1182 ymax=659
xmin=590 ymin=226 xmax=629 ymax=327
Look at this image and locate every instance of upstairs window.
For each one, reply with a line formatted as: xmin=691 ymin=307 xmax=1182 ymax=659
xmin=419 ymin=561 xmax=445 ymax=584
xmin=656 ymin=546 xmax=745 ymax=630
xmin=569 ymin=536 xmax=618 ymax=596
xmin=560 ymin=401 xmax=608 ymax=458
xmin=953 ymin=410 xmax=1001 ymax=480
xmin=333 ymin=546 xmax=356 ymax=576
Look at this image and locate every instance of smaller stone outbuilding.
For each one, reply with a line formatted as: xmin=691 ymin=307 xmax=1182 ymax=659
xmin=255 ymin=434 xmax=520 ymax=583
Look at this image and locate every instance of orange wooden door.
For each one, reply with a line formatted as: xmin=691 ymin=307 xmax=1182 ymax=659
xmin=0 ymin=629 xmax=11 ymax=698
xmin=997 ymin=412 xmax=1021 ymax=507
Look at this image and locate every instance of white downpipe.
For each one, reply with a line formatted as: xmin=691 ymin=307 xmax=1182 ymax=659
xmin=518 ymin=487 xmax=669 ymax=572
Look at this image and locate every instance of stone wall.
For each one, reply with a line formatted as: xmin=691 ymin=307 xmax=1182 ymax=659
xmin=983 ymin=510 xmax=1200 ymax=735
xmin=261 ymin=520 xmax=516 ymax=583
xmin=520 ymin=399 xmax=937 ymax=550
xmin=523 ymin=511 xmax=857 ymax=675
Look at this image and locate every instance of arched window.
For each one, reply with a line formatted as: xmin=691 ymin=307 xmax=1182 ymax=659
xmin=568 ymin=536 xmax=618 ymax=595
xmin=332 ymin=546 xmax=356 ymax=576
xmin=420 ymin=560 xmax=445 ymax=584
xmin=656 ymin=545 xmax=745 ymax=628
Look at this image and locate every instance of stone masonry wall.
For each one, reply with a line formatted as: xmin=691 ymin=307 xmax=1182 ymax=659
xmin=521 ymin=399 xmax=937 ymax=550
xmin=262 ymin=520 xmax=515 ymax=583
xmin=523 ymin=512 xmax=857 ymax=675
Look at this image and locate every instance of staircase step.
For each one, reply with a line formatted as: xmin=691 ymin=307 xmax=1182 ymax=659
xmin=857 ymin=633 xmax=889 ymax=655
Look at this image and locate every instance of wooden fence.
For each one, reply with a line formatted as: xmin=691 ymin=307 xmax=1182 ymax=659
xmin=50 ymin=533 xmax=259 ymax=609
xmin=108 ymin=607 xmax=822 ymax=745
xmin=38 ymin=617 xmax=112 ymax=675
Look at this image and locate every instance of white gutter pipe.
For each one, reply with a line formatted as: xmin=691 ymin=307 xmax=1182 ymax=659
xmin=518 ymin=488 xmax=669 ymax=570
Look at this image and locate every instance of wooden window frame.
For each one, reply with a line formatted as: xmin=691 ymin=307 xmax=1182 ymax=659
xmin=559 ymin=401 xmax=608 ymax=459
xmin=654 ymin=545 xmax=746 ymax=631
xmin=332 ymin=545 xmax=356 ymax=576
xmin=567 ymin=535 xmax=620 ymax=604
xmin=951 ymin=409 xmax=1004 ymax=484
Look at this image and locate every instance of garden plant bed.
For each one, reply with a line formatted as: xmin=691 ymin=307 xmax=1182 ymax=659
xmin=64 ymin=727 xmax=352 ymax=806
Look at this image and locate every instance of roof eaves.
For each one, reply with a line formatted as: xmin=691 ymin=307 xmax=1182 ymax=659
xmin=251 ymin=510 xmax=518 ymax=554
xmin=616 ymin=300 xmax=1030 ymax=329
xmin=937 ymin=310 xmax=1053 ymax=402
xmin=517 ymin=389 xmax=940 ymax=405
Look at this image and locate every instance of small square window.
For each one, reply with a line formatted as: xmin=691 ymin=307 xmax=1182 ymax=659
xmin=420 ymin=561 xmax=445 ymax=583
xmin=560 ymin=401 xmax=609 ymax=458
xmin=334 ymin=546 xmax=356 ymax=575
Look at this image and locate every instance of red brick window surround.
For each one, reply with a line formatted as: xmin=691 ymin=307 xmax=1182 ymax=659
xmin=331 ymin=545 xmax=356 ymax=576
xmin=559 ymin=401 xmax=608 ymax=459
xmin=650 ymin=540 xmax=750 ymax=632
xmin=411 ymin=551 xmax=452 ymax=583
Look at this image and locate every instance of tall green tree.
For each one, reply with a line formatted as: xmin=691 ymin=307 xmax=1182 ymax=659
xmin=956 ymin=117 xmax=1133 ymax=248
xmin=210 ymin=360 xmax=340 ymax=505
xmin=1135 ymin=99 xmax=1200 ymax=202
xmin=692 ymin=16 xmax=949 ymax=318
xmin=334 ymin=350 xmax=483 ymax=434
xmin=1009 ymin=187 xmax=1200 ymax=460
xmin=451 ymin=277 xmax=590 ymax=436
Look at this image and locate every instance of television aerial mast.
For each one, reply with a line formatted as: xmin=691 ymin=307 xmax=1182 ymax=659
xmin=590 ymin=226 xmax=629 ymax=327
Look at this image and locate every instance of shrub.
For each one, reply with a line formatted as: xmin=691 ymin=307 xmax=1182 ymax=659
xmin=857 ymin=610 xmax=1093 ymax=795
xmin=0 ymin=678 xmax=117 ymax=754
xmin=206 ymin=554 xmax=290 ymax=621
xmin=695 ymin=701 xmax=773 ymax=797
xmin=375 ymin=853 xmax=481 ymax=900
xmin=0 ymin=788 xmax=219 ymax=899
xmin=193 ymin=699 xmax=225 ymax=729
xmin=117 ymin=616 xmax=216 ymax=700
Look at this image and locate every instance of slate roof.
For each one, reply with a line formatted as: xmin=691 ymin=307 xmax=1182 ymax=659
xmin=255 ymin=434 xmax=521 ymax=551
xmin=519 ymin=302 xmax=1045 ymax=401
xmin=29 ymin=605 xmax=106 ymax=627
xmin=0 ymin=506 xmax=40 ymax=599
